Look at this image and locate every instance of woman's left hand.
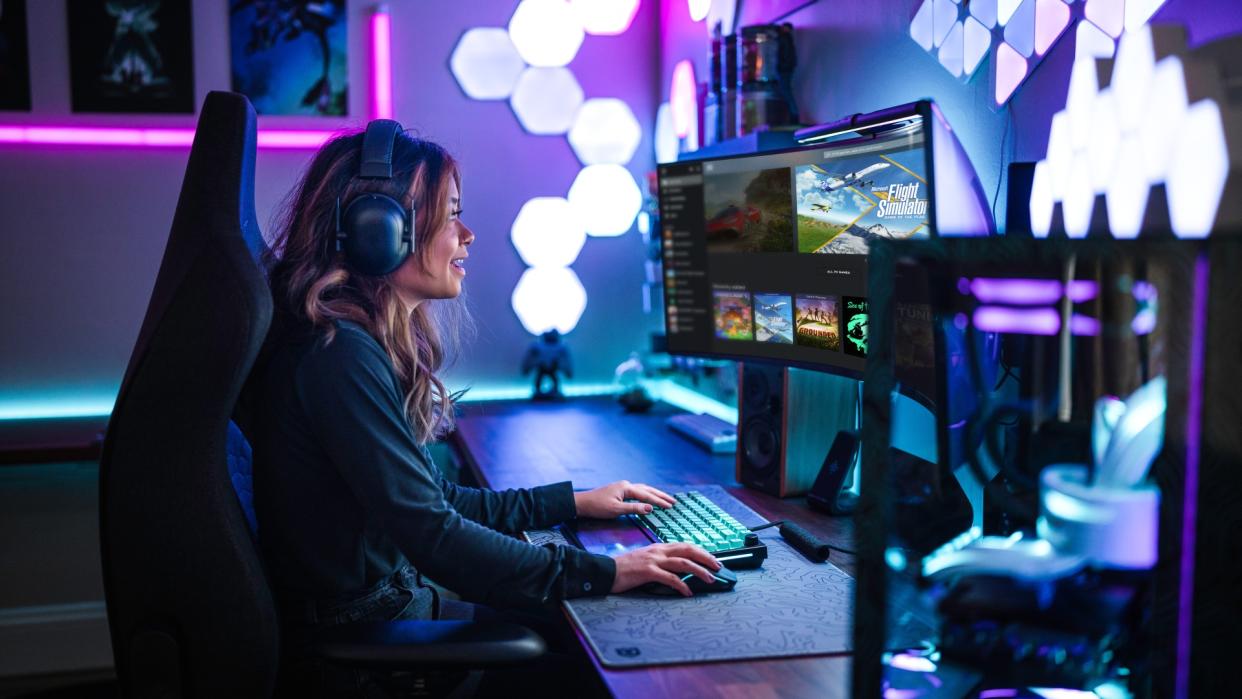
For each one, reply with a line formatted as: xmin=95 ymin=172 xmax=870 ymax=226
xmin=574 ymin=481 xmax=677 ymax=519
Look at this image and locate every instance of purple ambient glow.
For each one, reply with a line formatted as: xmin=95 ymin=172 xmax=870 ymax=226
xmin=371 ymin=8 xmax=394 ymax=120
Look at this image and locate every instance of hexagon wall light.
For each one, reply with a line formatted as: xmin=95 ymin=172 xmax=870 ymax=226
xmin=568 ymin=164 xmax=643 ymax=237
xmin=511 ymin=197 xmax=588 ymax=268
xmin=450 ymin=28 xmax=527 ymax=100
xmin=512 ymin=267 xmax=589 ymax=335
xmin=908 ymin=0 xmax=1171 ymax=106
xmin=508 ymin=0 xmax=586 ymax=67
xmin=510 ymin=67 xmax=584 ymax=135
xmin=1029 ymin=24 xmax=1242 ymax=239
xmin=454 ymin=3 xmax=647 ymax=336
xmin=570 ymin=0 xmax=640 ymax=36
xmin=568 ymin=98 xmax=642 ymax=165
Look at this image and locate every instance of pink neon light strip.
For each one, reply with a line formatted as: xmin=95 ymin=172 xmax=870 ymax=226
xmin=371 ymin=7 xmax=394 ymax=120
xmin=0 ymin=6 xmax=394 ymax=149
xmin=0 ymin=126 xmax=334 ymax=149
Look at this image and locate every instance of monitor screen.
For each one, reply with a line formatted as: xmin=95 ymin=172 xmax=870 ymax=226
xmin=657 ymin=118 xmax=932 ymax=378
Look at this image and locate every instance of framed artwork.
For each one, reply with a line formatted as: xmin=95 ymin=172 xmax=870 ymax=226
xmin=0 ymin=0 xmax=31 ymax=111
xmin=230 ymin=0 xmax=348 ymax=116
xmin=67 ymin=0 xmax=195 ymax=113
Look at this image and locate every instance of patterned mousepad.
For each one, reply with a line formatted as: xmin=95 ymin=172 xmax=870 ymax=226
xmin=527 ymin=484 xmax=931 ymax=668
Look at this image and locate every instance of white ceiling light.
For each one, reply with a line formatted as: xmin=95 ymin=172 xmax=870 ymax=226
xmin=509 ymin=67 xmax=584 ymax=135
xmin=508 ymin=0 xmax=586 ymax=68
xmin=568 ymin=164 xmax=643 ymax=236
xmin=511 ymin=197 xmax=588 ymax=267
xmin=568 ymin=98 xmax=642 ymax=165
xmin=511 ymin=267 xmax=589 ymax=334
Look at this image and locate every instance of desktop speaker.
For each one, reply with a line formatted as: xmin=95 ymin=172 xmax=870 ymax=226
xmin=736 ymin=364 xmax=858 ymax=497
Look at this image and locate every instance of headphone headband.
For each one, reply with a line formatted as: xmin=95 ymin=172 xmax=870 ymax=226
xmin=335 ymin=119 xmax=415 ymax=276
xmin=359 ymin=119 xmax=402 ymax=179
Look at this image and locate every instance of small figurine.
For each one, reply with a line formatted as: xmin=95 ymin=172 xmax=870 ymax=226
xmin=614 ymin=352 xmax=654 ymax=413
xmin=521 ymin=329 xmax=572 ymax=401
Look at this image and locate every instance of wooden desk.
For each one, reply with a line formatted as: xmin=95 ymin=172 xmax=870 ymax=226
xmin=449 ymin=397 xmax=856 ymax=699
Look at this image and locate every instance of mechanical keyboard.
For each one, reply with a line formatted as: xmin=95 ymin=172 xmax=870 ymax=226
xmin=635 ymin=490 xmax=767 ymax=569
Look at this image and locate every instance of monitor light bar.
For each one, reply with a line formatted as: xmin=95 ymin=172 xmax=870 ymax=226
xmin=795 ymin=102 xmax=925 ymax=144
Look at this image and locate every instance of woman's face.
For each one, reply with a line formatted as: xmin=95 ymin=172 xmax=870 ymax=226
xmin=391 ymin=177 xmax=473 ymax=308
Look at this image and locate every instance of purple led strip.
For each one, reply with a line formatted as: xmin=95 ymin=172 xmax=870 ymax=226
xmin=1176 ymin=253 xmax=1208 ymax=699
xmin=972 ymin=306 xmax=1100 ymax=336
xmin=963 ymin=277 xmax=1097 ymax=305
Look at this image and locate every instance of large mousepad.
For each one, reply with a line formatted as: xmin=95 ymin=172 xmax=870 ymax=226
xmin=526 ymin=484 xmax=931 ymax=668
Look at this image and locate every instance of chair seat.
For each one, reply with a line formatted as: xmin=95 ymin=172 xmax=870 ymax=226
xmin=312 ymin=620 xmax=547 ymax=669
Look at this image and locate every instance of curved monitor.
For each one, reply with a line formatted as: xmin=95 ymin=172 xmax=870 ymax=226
xmin=656 ymin=100 xmax=992 ymax=392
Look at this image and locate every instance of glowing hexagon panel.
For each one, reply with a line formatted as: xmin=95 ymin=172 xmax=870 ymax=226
xmin=450 ymin=28 xmax=527 ymax=100
xmin=570 ymin=0 xmax=640 ymax=36
xmin=568 ymin=98 xmax=642 ymax=165
xmin=509 ymin=0 xmax=585 ymax=67
xmin=1029 ymin=23 xmax=1242 ymax=240
xmin=510 ymin=67 xmax=584 ymax=135
xmin=906 ymin=0 xmax=1173 ymax=106
xmin=511 ymin=197 xmax=588 ymax=267
xmin=568 ymin=164 xmax=643 ymax=237
xmin=512 ymin=267 xmax=589 ymax=334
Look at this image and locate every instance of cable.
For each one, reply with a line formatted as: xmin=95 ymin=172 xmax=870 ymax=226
xmin=990 ymin=107 xmax=1013 ymax=229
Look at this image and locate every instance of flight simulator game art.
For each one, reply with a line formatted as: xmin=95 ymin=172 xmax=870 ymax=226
xmin=67 ymin=0 xmax=195 ymax=113
xmin=231 ymin=0 xmax=348 ymax=116
xmin=794 ymin=295 xmax=840 ymax=350
xmin=843 ymin=297 xmax=869 ymax=357
xmin=702 ymin=167 xmax=795 ymax=253
xmin=754 ymin=293 xmax=794 ymax=344
xmin=0 ymin=0 xmax=31 ymax=111
xmin=713 ymin=289 xmax=754 ymax=341
xmin=794 ymin=148 xmax=929 ymax=254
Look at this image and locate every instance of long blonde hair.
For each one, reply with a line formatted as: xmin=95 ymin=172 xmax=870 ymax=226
xmin=266 ymin=130 xmax=470 ymax=443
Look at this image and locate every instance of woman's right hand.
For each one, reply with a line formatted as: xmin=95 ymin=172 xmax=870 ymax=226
xmin=610 ymin=543 xmax=722 ymax=597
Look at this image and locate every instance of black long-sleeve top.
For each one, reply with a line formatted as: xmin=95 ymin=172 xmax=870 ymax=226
xmin=251 ymin=319 xmax=615 ymax=618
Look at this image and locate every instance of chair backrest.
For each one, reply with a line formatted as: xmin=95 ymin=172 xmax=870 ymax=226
xmin=99 ymin=91 xmax=277 ymax=698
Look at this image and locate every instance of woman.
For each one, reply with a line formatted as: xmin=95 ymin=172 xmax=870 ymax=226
xmin=251 ymin=122 xmax=720 ymax=695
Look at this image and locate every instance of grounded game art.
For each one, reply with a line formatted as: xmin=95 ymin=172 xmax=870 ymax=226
xmin=713 ymin=290 xmax=754 ymax=341
xmin=67 ymin=0 xmax=195 ymax=113
xmin=231 ymin=0 xmax=348 ymax=116
xmin=794 ymin=147 xmax=929 ymax=254
xmin=702 ymin=167 xmax=794 ymax=253
xmin=843 ymin=297 xmax=868 ymax=358
xmin=754 ymin=293 xmax=794 ymax=344
xmin=794 ymin=295 xmax=840 ymax=350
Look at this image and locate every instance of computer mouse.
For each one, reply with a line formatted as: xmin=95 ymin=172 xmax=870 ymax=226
xmin=639 ymin=566 xmax=738 ymax=596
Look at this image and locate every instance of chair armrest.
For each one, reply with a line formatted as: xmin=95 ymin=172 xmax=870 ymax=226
xmin=312 ymin=620 xmax=547 ymax=669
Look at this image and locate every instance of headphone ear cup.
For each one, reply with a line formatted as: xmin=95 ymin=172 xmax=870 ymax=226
xmin=339 ymin=194 xmax=412 ymax=275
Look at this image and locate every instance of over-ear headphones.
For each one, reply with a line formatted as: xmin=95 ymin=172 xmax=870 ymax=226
xmin=334 ymin=119 xmax=416 ymax=276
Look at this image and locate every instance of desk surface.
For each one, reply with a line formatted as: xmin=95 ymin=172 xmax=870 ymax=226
xmin=450 ymin=397 xmax=856 ymax=699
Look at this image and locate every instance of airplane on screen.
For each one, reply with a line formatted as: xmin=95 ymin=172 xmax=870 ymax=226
xmin=810 ymin=161 xmax=891 ymax=192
